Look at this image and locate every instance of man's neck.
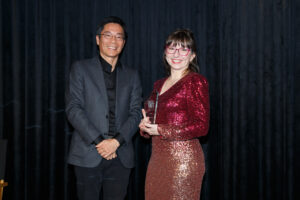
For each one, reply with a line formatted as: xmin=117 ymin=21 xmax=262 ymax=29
xmin=99 ymin=53 xmax=118 ymax=72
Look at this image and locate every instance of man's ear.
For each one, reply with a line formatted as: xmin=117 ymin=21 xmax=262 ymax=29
xmin=96 ymin=35 xmax=100 ymax=45
xmin=122 ymin=39 xmax=126 ymax=48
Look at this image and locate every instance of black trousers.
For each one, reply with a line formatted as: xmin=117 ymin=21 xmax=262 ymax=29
xmin=74 ymin=157 xmax=131 ymax=200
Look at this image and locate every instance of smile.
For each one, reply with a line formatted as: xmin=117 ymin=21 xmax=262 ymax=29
xmin=107 ymin=46 xmax=117 ymax=50
xmin=171 ymin=59 xmax=182 ymax=64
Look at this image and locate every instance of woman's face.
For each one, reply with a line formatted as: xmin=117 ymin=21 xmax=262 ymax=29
xmin=165 ymin=43 xmax=195 ymax=73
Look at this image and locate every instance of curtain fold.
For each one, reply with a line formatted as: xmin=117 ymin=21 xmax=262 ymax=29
xmin=0 ymin=0 xmax=297 ymax=200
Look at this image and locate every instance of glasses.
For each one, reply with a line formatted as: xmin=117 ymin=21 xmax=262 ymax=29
xmin=165 ymin=46 xmax=191 ymax=56
xmin=100 ymin=33 xmax=125 ymax=41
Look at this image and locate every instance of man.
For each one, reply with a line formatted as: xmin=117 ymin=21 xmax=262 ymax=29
xmin=65 ymin=16 xmax=142 ymax=200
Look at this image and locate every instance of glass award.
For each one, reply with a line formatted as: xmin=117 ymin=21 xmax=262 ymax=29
xmin=144 ymin=91 xmax=159 ymax=123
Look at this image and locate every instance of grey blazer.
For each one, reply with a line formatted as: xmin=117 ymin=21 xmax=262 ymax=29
xmin=65 ymin=56 xmax=142 ymax=168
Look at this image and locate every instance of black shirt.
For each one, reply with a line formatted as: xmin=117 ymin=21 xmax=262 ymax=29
xmin=100 ymin=55 xmax=117 ymax=136
xmin=93 ymin=55 xmax=125 ymax=146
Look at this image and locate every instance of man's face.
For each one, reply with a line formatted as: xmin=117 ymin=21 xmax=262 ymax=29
xmin=96 ymin=23 xmax=126 ymax=61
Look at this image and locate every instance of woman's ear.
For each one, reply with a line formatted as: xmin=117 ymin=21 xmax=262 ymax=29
xmin=190 ymin=53 xmax=196 ymax=62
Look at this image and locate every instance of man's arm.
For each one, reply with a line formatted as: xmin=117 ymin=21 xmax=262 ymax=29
xmin=65 ymin=62 xmax=102 ymax=145
xmin=117 ymin=70 xmax=143 ymax=143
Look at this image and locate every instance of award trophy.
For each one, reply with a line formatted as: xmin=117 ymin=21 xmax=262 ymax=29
xmin=144 ymin=91 xmax=159 ymax=123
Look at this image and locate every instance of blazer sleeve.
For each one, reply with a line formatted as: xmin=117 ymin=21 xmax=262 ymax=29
xmin=157 ymin=76 xmax=210 ymax=141
xmin=65 ymin=62 xmax=102 ymax=144
xmin=118 ymin=70 xmax=142 ymax=144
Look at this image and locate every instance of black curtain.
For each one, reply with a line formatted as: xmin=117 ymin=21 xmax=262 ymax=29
xmin=0 ymin=0 xmax=298 ymax=200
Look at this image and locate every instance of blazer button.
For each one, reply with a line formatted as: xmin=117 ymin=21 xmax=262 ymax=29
xmin=106 ymin=115 xmax=108 ymax=119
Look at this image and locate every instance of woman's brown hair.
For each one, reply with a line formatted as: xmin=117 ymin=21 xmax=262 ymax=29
xmin=163 ymin=29 xmax=199 ymax=76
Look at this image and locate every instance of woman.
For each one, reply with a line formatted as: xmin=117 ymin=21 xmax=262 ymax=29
xmin=139 ymin=29 xmax=210 ymax=200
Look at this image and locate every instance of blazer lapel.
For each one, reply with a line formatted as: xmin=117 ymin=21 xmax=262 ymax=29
xmin=88 ymin=57 xmax=108 ymax=108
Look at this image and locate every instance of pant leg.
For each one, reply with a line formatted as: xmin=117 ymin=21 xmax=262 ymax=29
xmin=74 ymin=164 xmax=103 ymax=200
xmin=102 ymin=157 xmax=131 ymax=200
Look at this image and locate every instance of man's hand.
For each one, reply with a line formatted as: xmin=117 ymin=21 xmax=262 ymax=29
xmin=105 ymin=152 xmax=117 ymax=160
xmin=96 ymin=139 xmax=120 ymax=160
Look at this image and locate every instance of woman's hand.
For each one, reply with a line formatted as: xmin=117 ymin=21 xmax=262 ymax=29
xmin=139 ymin=109 xmax=150 ymax=138
xmin=139 ymin=109 xmax=160 ymax=136
xmin=143 ymin=123 xmax=159 ymax=135
xmin=139 ymin=109 xmax=159 ymax=137
xmin=139 ymin=109 xmax=151 ymax=130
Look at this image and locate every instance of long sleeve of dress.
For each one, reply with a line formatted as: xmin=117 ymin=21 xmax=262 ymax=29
xmin=157 ymin=75 xmax=210 ymax=141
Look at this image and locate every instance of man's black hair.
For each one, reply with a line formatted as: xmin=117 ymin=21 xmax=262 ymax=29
xmin=96 ymin=16 xmax=127 ymax=39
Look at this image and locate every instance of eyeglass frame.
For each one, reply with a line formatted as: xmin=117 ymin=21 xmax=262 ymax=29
xmin=165 ymin=46 xmax=191 ymax=56
xmin=99 ymin=33 xmax=125 ymax=41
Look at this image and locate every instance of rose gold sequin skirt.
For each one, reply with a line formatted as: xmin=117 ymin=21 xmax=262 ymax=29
xmin=145 ymin=136 xmax=205 ymax=200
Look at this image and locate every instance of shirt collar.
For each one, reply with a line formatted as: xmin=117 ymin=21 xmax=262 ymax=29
xmin=98 ymin=54 xmax=122 ymax=73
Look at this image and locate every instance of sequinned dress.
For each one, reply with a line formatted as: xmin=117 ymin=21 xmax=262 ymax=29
xmin=142 ymin=72 xmax=210 ymax=200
